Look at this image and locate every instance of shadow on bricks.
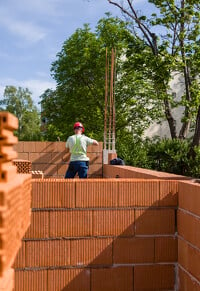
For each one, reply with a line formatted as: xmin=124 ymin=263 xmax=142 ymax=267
xmin=14 ymin=178 xmax=179 ymax=291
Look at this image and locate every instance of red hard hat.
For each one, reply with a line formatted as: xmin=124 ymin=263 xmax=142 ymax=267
xmin=73 ymin=122 xmax=85 ymax=133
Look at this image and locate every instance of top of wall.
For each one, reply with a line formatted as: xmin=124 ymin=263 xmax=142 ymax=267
xmin=103 ymin=164 xmax=192 ymax=180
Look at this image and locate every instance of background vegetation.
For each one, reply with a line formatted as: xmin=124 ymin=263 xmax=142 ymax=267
xmin=1 ymin=1 xmax=200 ymax=177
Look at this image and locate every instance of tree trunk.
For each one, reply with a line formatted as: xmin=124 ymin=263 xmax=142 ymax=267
xmin=164 ymin=98 xmax=177 ymax=139
xmin=187 ymin=106 xmax=200 ymax=159
xmin=179 ymin=0 xmax=191 ymax=139
xmin=192 ymin=105 xmax=200 ymax=147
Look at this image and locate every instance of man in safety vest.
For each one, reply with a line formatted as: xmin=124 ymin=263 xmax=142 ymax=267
xmin=64 ymin=122 xmax=99 ymax=178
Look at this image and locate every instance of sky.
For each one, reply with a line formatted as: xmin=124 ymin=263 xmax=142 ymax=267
xmin=0 ymin=0 xmax=152 ymax=109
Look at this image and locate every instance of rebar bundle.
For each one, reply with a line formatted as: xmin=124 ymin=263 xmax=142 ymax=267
xmin=104 ymin=48 xmax=116 ymax=151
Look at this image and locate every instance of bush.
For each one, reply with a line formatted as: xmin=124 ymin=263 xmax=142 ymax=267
xmin=117 ymin=135 xmax=200 ymax=178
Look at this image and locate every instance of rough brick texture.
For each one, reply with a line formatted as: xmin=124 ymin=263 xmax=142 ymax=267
xmin=103 ymin=164 xmax=192 ymax=180
xmin=13 ymin=159 xmax=32 ymax=174
xmin=14 ymin=178 xmax=178 ymax=291
xmin=0 ymin=112 xmax=31 ymax=291
xmin=178 ymin=181 xmax=200 ymax=290
xmin=14 ymin=141 xmax=103 ymax=178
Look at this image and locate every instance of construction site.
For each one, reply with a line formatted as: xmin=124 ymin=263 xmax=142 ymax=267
xmin=1 ymin=49 xmax=200 ymax=291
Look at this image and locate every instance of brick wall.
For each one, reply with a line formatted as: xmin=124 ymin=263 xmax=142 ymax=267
xmin=14 ymin=178 xmax=178 ymax=291
xmin=0 ymin=112 xmax=31 ymax=291
xmin=14 ymin=142 xmax=103 ymax=178
xmin=178 ymin=181 xmax=200 ymax=290
xmin=103 ymin=164 xmax=191 ymax=180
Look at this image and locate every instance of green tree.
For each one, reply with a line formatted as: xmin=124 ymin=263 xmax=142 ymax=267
xmin=49 ymin=23 xmax=105 ymax=141
xmin=41 ymin=15 xmax=163 ymax=148
xmin=0 ymin=86 xmax=42 ymax=140
xmin=40 ymin=89 xmax=65 ymax=141
xmin=107 ymin=0 xmax=200 ymax=151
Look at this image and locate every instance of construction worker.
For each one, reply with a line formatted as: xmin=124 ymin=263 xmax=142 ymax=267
xmin=64 ymin=122 xmax=99 ymax=178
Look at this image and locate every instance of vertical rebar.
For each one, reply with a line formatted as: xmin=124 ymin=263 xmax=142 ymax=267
xmin=104 ymin=48 xmax=108 ymax=150
xmin=109 ymin=48 xmax=114 ymax=151
xmin=112 ymin=48 xmax=116 ymax=151
xmin=104 ymin=47 xmax=116 ymax=152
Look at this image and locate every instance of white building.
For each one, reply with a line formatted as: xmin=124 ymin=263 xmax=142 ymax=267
xmin=144 ymin=72 xmax=185 ymax=138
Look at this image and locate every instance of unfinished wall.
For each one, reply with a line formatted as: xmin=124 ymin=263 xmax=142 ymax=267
xmin=0 ymin=112 xmax=31 ymax=291
xmin=14 ymin=142 xmax=103 ymax=178
xmin=14 ymin=178 xmax=178 ymax=291
xmin=103 ymin=164 xmax=191 ymax=180
xmin=178 ymin=181 xmax=200 ymax=290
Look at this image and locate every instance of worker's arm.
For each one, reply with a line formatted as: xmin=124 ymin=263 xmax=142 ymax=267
xmin=93 ymin=140 xmax=99 ymax=146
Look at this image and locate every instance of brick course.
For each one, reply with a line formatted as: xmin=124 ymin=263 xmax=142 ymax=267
xmin=14 ymin=141 xmax=103 ymax=178
xmin=14 ymin=178 xmax=178 ymax=291
xmin=178 ymin=180 xmax=200 ymax=289
xmin=0 ymin=112 xmax=31 ymax=291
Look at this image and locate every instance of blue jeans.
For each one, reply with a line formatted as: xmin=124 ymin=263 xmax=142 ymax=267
xmin=64 ymin=161 xmax=89 ymax=179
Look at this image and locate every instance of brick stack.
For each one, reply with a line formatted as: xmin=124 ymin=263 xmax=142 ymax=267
xmin=14 ymin=178 xmax=178 ymax=290
xmin=31 ymin=170 xmax=44 ymax=179
xmin=178 ymin=181 xmax=200 ymax=290
xmin=13 ymin=159 xmax=32 ymax=174
xmin=0 ymin=112 xmax=32 ymax=291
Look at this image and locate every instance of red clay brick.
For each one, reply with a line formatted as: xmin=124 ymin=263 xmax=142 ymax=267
xmin=93 ymin=209 xmax=135 ymax=236
xmin=178 ymin=238 xmax=200 ymax=282
xmin=103 ymin=164 xmax=187 ymax=179
xmin=71 ymin=238 xmax=113 ymax=266
xmin=29 ymin=152 xmax=52 ymax=163
xmin=0 ymin=267 xmax=14 ymax=291
xmin=91 ymin=266 xmax=133 ymax=291
xmin=49 ymin=210 xmax=92 ymax=237
xmin=113 ymin=237 xmax=154 ymax=264
xmin=88 ymin=164 xmax=102 ymax=177
xmin=87 ymin=142 xmax=103 ymax=153
xmin=23 ymin=142 xmax=36 ymax=153
xmin=57 ymin=163 xmax=68 ymax=176
xmin=12 ymin=241 xmax=26 ymax=268
xmin=55 ymin=141 xmax=66 ymax=152
xmin=16 ymin=141 xmax=103 ymax=178
xmin=118 ymin=180 xmax=159 ymax=207
xmin=31 ymin=179 xmax=75 ymax=208
xmin=178 ymin=267 xmax=200 ymax=291
xmin=47 ymin=268 xmax=90 ymax=291
xmin=178 ymin=209 xmax=200 ymax=249
xmin=32 ymin=163 xmax=58 ymax=176
xmin=35 ymin=141 xmax=48 ymax=152
xmin=24 ymin=239 xmax=70 ymax=268
xmin=24 ymin=211 xmax=49 ymax=239
xmin=14 ymin=142 xmax=24 ymax=153
xmin=0 ymin=111 xmax=18 ymax=130
xmin=159 ymin=180 xmax=178 ymax=206
xmin=15 ymin=270 xmax=48 ymax=291
xmin=25 ymin=240 xmax=49 ymax=267
xmin=17 ymin=152 xmax=29 ymax=160
xmin=87 ymin=152 xmax=102 ymax=164
xmin=52 ymin=152 xmax=70 ymax=164
xmin=45 ymin=142 xmax=58 ymax=152
xmin=76 ymin=179 xmax=118 ymax=208
xmin=135 ymin=208 xmax=175 ymax=235
xmin=0 ymin=129 xmax=16 ymax=146
xmin=155 ymin=236 xmax=177 ymax=262
xmin=179 ymin=181 xmax=200 ymax=216
xmin=48 ymin=239 xmax=70 ymax=267
xmin=134 ymin=264 xmax=175 ymax=290
xmin=0 ymin=162 xmax=17 ymax=182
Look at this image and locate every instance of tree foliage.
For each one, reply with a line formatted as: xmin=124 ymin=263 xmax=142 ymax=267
xmin=107 ymin=0 xmax=200 ymax=152
xmin=41 ymin=15 xmax=164 ymax=147
xmin=0 ymin=86 xmax=42 ymax=140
